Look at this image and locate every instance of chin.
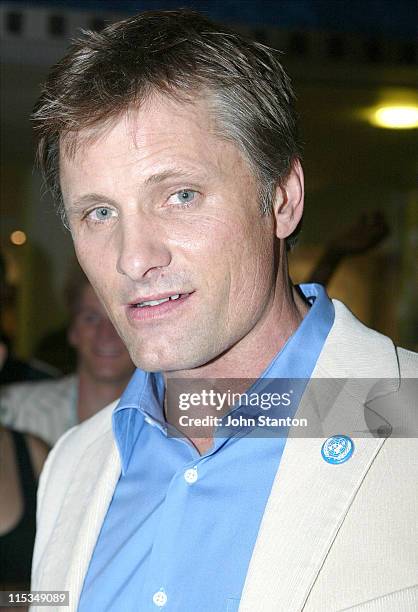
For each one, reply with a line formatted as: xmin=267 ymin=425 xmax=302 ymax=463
xmin=128 ymin=346 xmax=197 ymax=373
xmin=131 ymin=345 xmax=226 ymax=374
xmin=131 ymin=356 xmax=186 ymax=373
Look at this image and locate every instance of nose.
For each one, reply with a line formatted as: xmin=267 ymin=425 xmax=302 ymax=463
xmin=116 ymin=214 xmax=172 ymax=281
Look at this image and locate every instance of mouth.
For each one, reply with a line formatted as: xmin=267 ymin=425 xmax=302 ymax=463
xmin=131 ymin=293 xmax=188 ymax=308
xmin=126 ymin=291 xmax=194 ymax=322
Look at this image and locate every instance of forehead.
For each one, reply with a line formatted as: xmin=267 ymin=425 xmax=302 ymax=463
xmin=59 ymin=94 xmax=252 ymax=188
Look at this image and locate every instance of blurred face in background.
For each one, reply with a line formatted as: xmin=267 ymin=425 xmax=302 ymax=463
xmin=68 ymin=283 xmax=134 ymax=383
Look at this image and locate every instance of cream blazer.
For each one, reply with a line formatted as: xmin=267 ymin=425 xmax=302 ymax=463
xmin=31 ymin=301 xmax=418 ymax=611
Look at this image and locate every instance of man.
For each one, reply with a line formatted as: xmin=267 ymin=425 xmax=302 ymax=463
xmin=0 ymin=268 xmax=134 ymax=445
xmin=30 ymin=10 xmax=417 ymax=612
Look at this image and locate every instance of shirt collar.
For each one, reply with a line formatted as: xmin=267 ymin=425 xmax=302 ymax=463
xmin=113 ymin=283 xmax=334 ymax=472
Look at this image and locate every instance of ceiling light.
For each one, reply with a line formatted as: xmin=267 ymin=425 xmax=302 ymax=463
xmin=370 ymin=105 xmax=418 ymax=129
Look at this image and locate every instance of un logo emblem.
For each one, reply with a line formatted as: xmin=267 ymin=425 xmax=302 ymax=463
xmin=321 ymin=435 xmax=354 ymax=464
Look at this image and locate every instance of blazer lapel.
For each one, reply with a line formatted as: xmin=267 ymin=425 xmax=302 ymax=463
xmin=239 ymin=300 xmax=400 ymax=612
xmin=239 ymin=435 xmax=385 ymax=611
xmin=38 ymin=431 xmax=121 ymax=611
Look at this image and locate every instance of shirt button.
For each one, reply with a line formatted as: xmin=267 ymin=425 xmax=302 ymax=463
xmin=184 ymin=467 xmax=198 ymax=484
xmin=152 ymin=590 xmax=168 ymax=607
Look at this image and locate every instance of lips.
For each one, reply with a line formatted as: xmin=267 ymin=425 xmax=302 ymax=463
xmin=129 ymin=292 xmax=192 ymax=308
xmin=126 ymin=291 xmax=194 ymax=322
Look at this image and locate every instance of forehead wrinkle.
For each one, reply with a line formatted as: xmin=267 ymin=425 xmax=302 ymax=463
xmin=126 ymin=92 xmax=220 ymax=151
xmin=143 ymin=168 xmax=210 ymax=186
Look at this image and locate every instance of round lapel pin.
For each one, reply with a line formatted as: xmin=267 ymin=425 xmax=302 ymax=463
xmin=321 ymin=435 xmax=354 ymax=464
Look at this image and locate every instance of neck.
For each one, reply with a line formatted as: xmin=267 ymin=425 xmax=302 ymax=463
xmin=76 ymin=369 xmax=128 ymax=422
xmin=163 ymin=256 xmax=309 ymax=454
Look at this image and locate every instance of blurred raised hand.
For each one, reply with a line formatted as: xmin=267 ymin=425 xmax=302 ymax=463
xmin=308 ymin=211 xmax=390 ymax=286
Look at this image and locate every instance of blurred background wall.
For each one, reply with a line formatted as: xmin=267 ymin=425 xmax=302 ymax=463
xmin=1 ymin=0 xmax=417 ymax=362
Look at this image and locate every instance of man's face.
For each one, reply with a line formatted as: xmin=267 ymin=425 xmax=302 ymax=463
xmin=69 ymin=284 xmax=134 ymax=383
xmin=60 ymin=96 xmax=279 ymax=372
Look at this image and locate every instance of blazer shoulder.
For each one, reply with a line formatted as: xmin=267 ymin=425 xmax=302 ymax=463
xmin=331 ymin=301 xmax=418 ymax=371
xmin=397 ymin=346 xmax=418 ymax=377
xmin=318 ymin=300 xmax=399 ymax=378
xmin=33 ymin=401 xmax=119 ymax=590
xmin=47 ymin=398 xmax=116 ymax=465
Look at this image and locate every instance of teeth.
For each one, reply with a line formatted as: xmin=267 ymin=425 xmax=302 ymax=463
xmin=137 ymin=294 xmax=182 ymax=308
xmin=139 ymin=297 xmax=170 ymax=307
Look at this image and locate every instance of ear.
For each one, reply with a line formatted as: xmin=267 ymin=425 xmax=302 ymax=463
xmin=272 ymin=159 xmax=304 ymax=240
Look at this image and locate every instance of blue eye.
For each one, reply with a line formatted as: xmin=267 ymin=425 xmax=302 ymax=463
xmin=88 ymin=207 xmax=116 ymax=222
xmin=170 ymin=190 xmax=197 ymax=205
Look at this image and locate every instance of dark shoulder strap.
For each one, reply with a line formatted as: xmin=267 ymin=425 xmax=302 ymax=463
xmin=10 ymin=430 xmax=38 ymax=511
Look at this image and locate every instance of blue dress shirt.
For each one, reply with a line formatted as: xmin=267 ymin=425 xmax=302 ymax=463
xmin=79 ymin=284 xmax=334 ymax=612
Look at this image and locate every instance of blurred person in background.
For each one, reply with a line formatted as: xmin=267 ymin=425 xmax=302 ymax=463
xmin=0 ymin=252 xmax=58 ymax=385
xmin=0 ymin=424 xmax=49 ymax=593
xmin=0 ymin=265 xmax=135 ymax=446
xmin=0 ymin=258 xmax=50 ymax=611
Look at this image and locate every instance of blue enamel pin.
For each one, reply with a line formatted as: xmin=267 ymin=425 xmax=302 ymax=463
xmin=321 ymin=435 xmax=354 ymax=464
